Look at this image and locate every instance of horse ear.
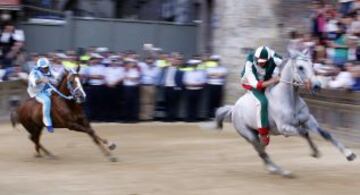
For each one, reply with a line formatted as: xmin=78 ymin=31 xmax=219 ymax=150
xmin=302 ymin=48 xmax=310 ymax=57
xmin=76 ymin=65 xmax=80 ymax=73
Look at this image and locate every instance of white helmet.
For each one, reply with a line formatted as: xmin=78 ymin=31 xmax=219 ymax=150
xmin=254 ymin=46 xmax=271 ymax=63
xmin=36 ymin=57 xmax=50 ymax=68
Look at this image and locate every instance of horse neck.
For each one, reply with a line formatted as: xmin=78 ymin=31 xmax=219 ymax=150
xmin=58 ymin=75 xmax=71 ymax=96
xmin=275 ymin=59 xmax=298 ymax=106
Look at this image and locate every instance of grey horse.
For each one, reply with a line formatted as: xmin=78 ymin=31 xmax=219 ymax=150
xmin=215 ymin=50 xmax=356 ymax=177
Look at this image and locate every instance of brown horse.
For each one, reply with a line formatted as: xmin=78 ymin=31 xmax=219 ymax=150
xmin=11 ymin=67 xmax=117 ymax=162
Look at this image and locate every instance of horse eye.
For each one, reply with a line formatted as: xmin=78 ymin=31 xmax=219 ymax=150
xmin=298 ymin=66 xmax=304 ymax=71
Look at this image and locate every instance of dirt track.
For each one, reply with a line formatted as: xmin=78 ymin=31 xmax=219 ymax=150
xmin=0 ymin=122 xmax=359 ymax=195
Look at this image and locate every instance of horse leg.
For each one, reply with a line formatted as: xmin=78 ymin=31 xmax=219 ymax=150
xmin=29 ymin=132 xmax=42 ymax=158
xmin=300 ymin=130 xmax=321 ymax=158
xmin=28 ymin=127 xmax=55 ymax=158
xmin=94 ymin=135 xmax=117 ymax=151
xmin=38 ymin=142 xmax=56 ymax=158
xmin=274 ymin=121 xmax=321 ymax=158
xmin=79 ymin=119 xmax=116 ymax=151
xmin=305 ymin=115 xmax=356 ymax=161
xmin=278 ymin=123 xmax=302 ymax=137
xmin=68 ymin=123 xmax=117 ymax=162
xmin=235 ymin=126 xmax=293 ymax=177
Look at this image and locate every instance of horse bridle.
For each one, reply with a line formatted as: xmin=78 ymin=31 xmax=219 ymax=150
xmin=66 ymin=74 xmax=82 ymax=97
xmin=46 ymin=73 xmax=83 ymax=101
xmin=279 ymin=57 xmax=308 ymax=87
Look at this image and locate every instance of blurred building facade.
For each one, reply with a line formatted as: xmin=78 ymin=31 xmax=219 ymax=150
xmin=22 ymin=0 xmax=202 ymax=24
xmin=211 ymin=0 xmax=310 ymax=102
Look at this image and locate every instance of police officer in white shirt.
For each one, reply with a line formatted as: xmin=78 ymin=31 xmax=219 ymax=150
xmin=161 ymin=55 xmax=183 ymax=121
xmin=183 ymin=59 xmax=207 ymax=122
xmin=139 ymin=57 xmax=159 ymax=121
xmin=104 ymin=58 xmax=125 ymax=121
xmin=83 ymin=54 xmax=106 ymax=121
xmin=206 ymin=55 xmax=228 ymax=118
xmin=123 ymin=58 xmax=141 ymax=122
xmin=49 ymin=55 xmax=65 ymax=79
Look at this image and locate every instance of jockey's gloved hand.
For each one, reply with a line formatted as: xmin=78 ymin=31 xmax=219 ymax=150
xmin=271 ymin=76 xmax=280 ymax=83
xmin=41 ymin=77 xmax=50 ymax=83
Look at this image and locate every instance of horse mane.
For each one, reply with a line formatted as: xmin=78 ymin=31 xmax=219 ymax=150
xmin=57 ymin=68 xmax=78 ymax=88
xmin=57 ymin=69 xmax=69 ymax=88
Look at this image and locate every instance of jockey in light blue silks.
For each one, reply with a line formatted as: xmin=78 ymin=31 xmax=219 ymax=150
xmin=27 ymin=57 xmax=57 ymax=133
xmin=241 ymin=46 xmax=283 ymax=145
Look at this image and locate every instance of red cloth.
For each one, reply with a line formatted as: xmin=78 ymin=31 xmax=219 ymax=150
xmin=258 ymin=127 xmax=269 ymax=135
xmin=258 ymin=127 xmax=270 ymax=146
xmin=256 ymin=81 xmax=264 ymax=90
xmin=242 ymin=84 xmax=252 ymax=90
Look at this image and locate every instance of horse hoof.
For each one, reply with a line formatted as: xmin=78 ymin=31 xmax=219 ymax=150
xmin=266 ymin=166 xmax=279 ymax=174
xmin=346 ymin=153 xmax=357 ymax=161
xmin=108 ymin=143 xmax=117 ymax=151
xmin=48 ymin=155 xmax=59 ymax=160
xmin=281 ymin=170 xmax=295 ymax=178
xmin=109 ymin=156 xmax=118 ymax=162
xmin=266 ymin=165 xmax=294 ymax=178
xmin=311 ymin=151 xmax=321 ymax=159
xmin=34 ymin=153 xmax=42 ymax=158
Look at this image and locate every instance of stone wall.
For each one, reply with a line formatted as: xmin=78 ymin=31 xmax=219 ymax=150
xmin=212 ymin=0 xmax=310 ymax=103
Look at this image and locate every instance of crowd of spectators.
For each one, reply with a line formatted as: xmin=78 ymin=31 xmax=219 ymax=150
xmin=3 ymin=1 xmax=360 ymax=123
xmin=8 ymin=47 xmax=228 ymax=123
xmin=288 ymin=0 xmax=360 ymax=91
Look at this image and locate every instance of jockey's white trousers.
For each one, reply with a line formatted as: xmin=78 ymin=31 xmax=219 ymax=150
xmin=35 ymin=92 xmax=52 ymax=127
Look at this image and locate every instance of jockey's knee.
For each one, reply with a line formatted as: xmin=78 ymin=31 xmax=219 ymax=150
xmin=43 ymin=96 xmax=51 ymax=105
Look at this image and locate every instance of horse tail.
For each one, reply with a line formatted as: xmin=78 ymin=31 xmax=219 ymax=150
xmin=10 ymin=110 xmax=18 ymax=129
xmin=215 ymin=105 xmax=233 ymax=130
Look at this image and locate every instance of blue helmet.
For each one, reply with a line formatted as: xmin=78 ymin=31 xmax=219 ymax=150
xmin=36 ymin=57 xmax=50 ymax=68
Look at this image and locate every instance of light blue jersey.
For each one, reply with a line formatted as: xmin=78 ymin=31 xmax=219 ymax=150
xmin=27 ymin=68 xmax=56 ymax=130
xmin=27 ymin=68 xmax=53 ymax=97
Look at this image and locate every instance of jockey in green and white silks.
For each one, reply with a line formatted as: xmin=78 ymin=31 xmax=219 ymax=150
xmin=241 ymin=46 xmax=283 ymax=145
xmin=27 ymin=57 xmax=57 ymax=133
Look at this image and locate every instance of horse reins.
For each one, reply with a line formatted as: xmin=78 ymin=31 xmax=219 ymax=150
xmin=279 ymin=57 xmax=306 ymax=87
xmin=46 ymin=83 xmax=74 ymax=100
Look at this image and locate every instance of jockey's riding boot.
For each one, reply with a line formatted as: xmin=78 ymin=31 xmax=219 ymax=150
xmin=46 ymin=126 xmax=54 ymax=133
xmin=258 ymin=127 xmax=270 ymax=146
